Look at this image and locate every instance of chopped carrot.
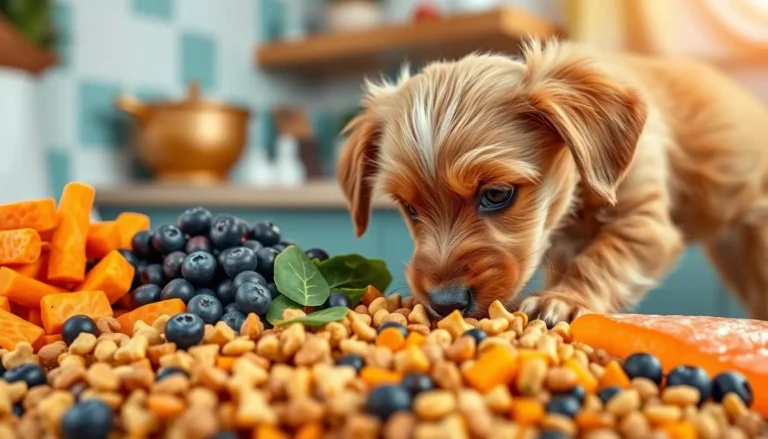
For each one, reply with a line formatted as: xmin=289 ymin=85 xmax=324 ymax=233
xmin=600 ymin=360 xmax=631 ymax=389
xmin=404 ymin=332 xmax=425 ymax=348
xmin=253 ymin=425 xmax=289 ymax=439
xmin=663 ymin=421 xmax=697 ymax=439
xmin=563 ymin=359 xmax=599 ymax=394
xmin=216 ymin=356 xmax=237 ymax=373
xmin=0 ymin=308 xmax=45 ymax=350
xmin=0 ymin=229 xmax=41 ymax=265
xmin=0 ymin=198 xmax=58 ymax=232
xmin=147 ymin=394 xmax=185 ymax=419
xmin=360 ymin=367 xmax=402 ymax=387
xmin=0 ymin=267 xmax=67 ymax=308
xmin=76 ymin=250 xmax=135 ymax=304
xmin=0 ymin=297 xmax=8 ymax=312
xmin=8 ymin=247 xmax=50 ymax=280
xmin=86 ymin=221 xmax=120 ymax=259
xmin=48 ymin=183 xmax=95 ymax=284
xmin=114 ymin=212 xmax=150 ymax=249
xmin=295 ymin=423 xmax=321 ymax=439
xmin=510 ymin=398 xmax=545 ymax=425
xmin=40 ymin=290 xmax=112 ymax=334
xmin=575 ymin=412 xmax=615 ymax=430
xmin=463 ymin=345 xmax=518 ymax=393
xmin=361 ymin=285 xmax=383 ymax=306
xmin=116 ymin=299 xmax=186 ymax=335
xmin=376 ymin=327 xmax=406 ymax=351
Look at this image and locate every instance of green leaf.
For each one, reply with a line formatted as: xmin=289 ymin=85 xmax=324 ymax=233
xmin=317 ymin=254 xmax=392 ymax=293
xmin=274 ymin=246 xmax=331 ymax=306
xmin=333 ymin=287 xmax=368 ymax=305
xmin=266 ymin=295 xmax=302 ymax=324
xmin=275 ymin=306 xmax=349 ymax=327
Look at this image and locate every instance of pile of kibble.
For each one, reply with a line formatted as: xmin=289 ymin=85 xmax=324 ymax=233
xmin=0 ymin=295 xmax=764 ymax=439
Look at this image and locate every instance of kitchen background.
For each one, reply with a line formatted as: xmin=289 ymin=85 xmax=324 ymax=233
xmin=0 ymin=0 xmax=766 ymax=316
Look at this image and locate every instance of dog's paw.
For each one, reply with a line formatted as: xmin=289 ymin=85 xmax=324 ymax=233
xmin=517 ymin=291 xmax=593 ymax=328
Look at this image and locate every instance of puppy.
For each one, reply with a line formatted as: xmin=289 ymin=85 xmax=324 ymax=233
xmin=337 ymin=39 xmax=768 ymax=324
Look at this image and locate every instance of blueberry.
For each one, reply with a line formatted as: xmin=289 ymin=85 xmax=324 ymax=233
xmin=152 ymin=225 xmax=186 ymax=255
xmin=365 ymin=385 xmax=412 ymax=420
xmin=155 ymin=367 xmax=188 ymax=382
xmin=3 ymin=363 xmax=47 ymax=388
xmin=712 ymin=371 xmax=753 ymax=407
xmin=250 ymin=221 xmax=281 ymax=246
xmin=233 ymin=270 xmax=267 ymax=289
xmin=181 ymin=251 xmax=217 ymax=286
xmin=401 ymin=372 xmax=435 ymax=396
xmin=187 ymin=294 xmax=224 ymax=324
xmin=622 ymin=353 xmax=663 ymax=385
xmin=337 ymin=354 xmax=365 ymax=373
xmin=162 ymin=251 xmax=186 ymax=279
xmin=377 ymin=321 xmax=409 ymax=337
xmin=164 ymin=313 xmax=205 ymax=350
xmin=12 ymin=403 xmax=23 ymax=417
xmin=597 ymin=386 xmax=622 ymax=404
xmin=185 ymin=235 xmax=212 ymax=254
xmin=61 ymin=315 xmax=99 ymax=346
xmin=462 ymin=328 xmax=487 ymax=345
xmin=667 ymin=365 xmax=711 ymax=404
xmin=267 ymin=283 xmax=280 ymax=300
xmin=210 ymin=433 xmax=239 ymax=439
xmin=223 ymin=302 xmax=243 ymax=314
xmin=210 ymin=215 xmax=247 ymax=250
xmin=546 ymin=395 xmax=581 ymax=417
xmin=216 ymin=279 xmax=236 ymax=305
xmin=539 ymin=431 xmax=569 ymax=439
xmin=141 ymin=264 xmax=165 ymax=286
xmin=219 ymin=311 xmax=246 ymax=332
xmin=326 ymin=292 xmax=351 ymax=308
xmin=235 ymin=282 xmax=271 ymax=315
xmin=219 ymin=246 xmax=258 ymax=278
xmin=242 ymin=240 xmax=263 ymax=253
xmin=305 ymin=248 xmax=329 ymax=262
xmin=196 ymin=288 xmax=216 ymax=297
xmin=131 ymin=230 xmax=155 ymax=258
xmin=177 ymin=206 xmax=212 ymax=237
xmin=117 ymin=249 xmax=140 ymax=267
xmin=271 ymin=244 xmax=286 ymax=253
xmin=256 ymin=247 xmax=280 ymax=281
xmin=61 ymin=400 xmax=113 ymax=439
xmin=567 ymin=385 xmax=586 ymax=404
xmin=161 ymin=278 xmax=197 ymax=304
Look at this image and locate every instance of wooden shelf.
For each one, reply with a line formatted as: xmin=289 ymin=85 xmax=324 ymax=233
xmin=94 ymin=181 xmax=396 ymax=210
xmin=256 ymin=7 xmax=561 ymax=75
xmin=0 ymin=16 xmax=57 ymax=75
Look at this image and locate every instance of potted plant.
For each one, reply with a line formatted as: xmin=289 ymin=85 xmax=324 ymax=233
xmin=325 ymin=0 xmax=384 ymax=32
xmin=0 ymin=0 xmax=57 ymax=203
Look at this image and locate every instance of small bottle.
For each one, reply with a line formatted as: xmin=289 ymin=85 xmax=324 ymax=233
xmin=243 ymin=146 xmax=274 ymax=187
xmin=274 ymin=134 xmax=306 ymax=186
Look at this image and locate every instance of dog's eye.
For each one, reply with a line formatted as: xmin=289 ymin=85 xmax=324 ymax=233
xmin=402 ymin=202 xmax=419 ymax=220
xmin=479 ymin=186 xmax=518 ymax=214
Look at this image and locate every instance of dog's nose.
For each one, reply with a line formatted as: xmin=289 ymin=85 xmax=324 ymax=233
xmin=429 ymin=285 xmax=472 ymax=317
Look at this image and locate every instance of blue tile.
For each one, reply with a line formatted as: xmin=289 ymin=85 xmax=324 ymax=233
xmin=46 ymin=149 xmax=71 ymax=197
xmin=52 ymin=3 xmax=72 ymax=68
xmin=78 ymin=80 xmax=130 ymax=148
xmin=258 ymin=0 xmax=284 ymax=42
xmin=132 ymin=0 xmax=173 ymax=21
xmin=180 ymin=32 xmax=217 ymax=92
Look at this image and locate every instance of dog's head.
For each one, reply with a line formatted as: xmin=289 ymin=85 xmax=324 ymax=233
xmin=338 ymin=40 xmax=647 ymax=318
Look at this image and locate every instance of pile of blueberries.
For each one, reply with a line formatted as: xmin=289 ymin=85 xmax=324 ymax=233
xmin=115 ymin=207 xmax=329 ymax=331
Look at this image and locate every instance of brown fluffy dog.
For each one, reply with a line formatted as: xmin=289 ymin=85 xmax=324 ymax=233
xmin=337 ymin=39 xmax=768 ymax=324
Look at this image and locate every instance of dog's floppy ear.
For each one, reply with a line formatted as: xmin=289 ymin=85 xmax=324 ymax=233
xmin=523 ymin=40 xmax=647 ymax=204
xmin=337 ymin=108 xmax=381 ymax=237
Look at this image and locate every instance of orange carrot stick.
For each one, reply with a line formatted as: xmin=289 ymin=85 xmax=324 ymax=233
xmin=115 ymin=212 xmax=150 ymax=249
xmin=8 ymin=247 xmax=50 ymax=280
xmin=48 ymin=183 xmax=95 ymax=284
xmin=40 ymin=290 xmax=112 ymax=334
xmin=0 ymin=308 xmax=45 ymax=350
xmin=0 ymin=296 xmax=9 ymax=312
xmin=86 ymin=221 xmax=121 ymax=259
xmin=0 ymin=267 xmax=67 ymax=308
xmin=77 ymin=250 xmax=135 ymax=304
xmin=0 ymin=229 xmax=41 ymax=265
xmin=116 ymin=299 xmax=186 ymax=335
xmin=0 ymin=198 xmax=58 ymax=232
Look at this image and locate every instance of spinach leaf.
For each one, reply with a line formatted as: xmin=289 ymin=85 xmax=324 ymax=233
xmin=317 ymin=254 xmax=392 ymax=293
xmin=274 ymin=246 xmax=331 ymax=306
xmin=266 ymin=294 xmax=302 ymax=324
xmin=275 ymin=306 xmax=349 ymax=327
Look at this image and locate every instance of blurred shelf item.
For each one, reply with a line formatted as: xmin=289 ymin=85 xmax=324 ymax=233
xmin=94 ymin=181 xmax=396 ymax=210
xmin=255 ymin=6 xmax=560 ymax=75
xmin=0 ymin=16 xmax=57 ymax=74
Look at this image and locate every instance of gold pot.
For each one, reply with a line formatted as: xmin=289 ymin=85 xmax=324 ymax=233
xmin=116 ymin=83 xmax=250 ymax=183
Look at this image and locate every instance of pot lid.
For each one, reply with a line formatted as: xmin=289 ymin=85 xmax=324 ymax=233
xmin=144 ymin=82 xmax=250 ymax=116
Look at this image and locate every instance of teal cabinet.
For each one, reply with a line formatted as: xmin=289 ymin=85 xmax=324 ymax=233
xmin=96 ymin=207 xmax=733 ymax=316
